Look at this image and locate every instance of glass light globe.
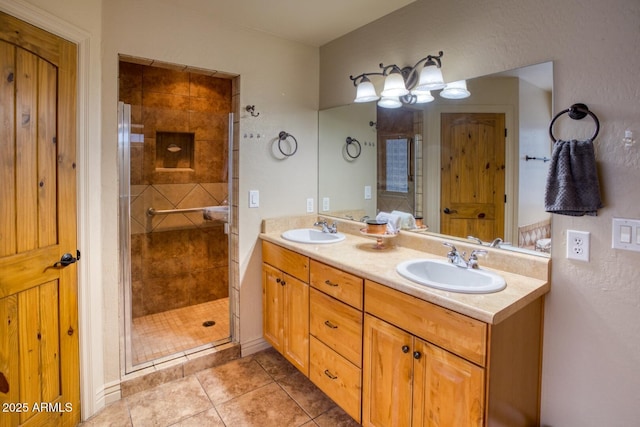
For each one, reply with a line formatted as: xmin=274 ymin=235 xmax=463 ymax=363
xmin=415 ymin=65 xmax=445 ymax=91
xmin=412 ymin=90 xmax=434 ymax=104
xmin=380 ymin=72 xmax=409 ymax=97
xmin=378 ymin=97 xmax=402 ymax=109
xmin=440 ymin=80 xmax=471 ymax=99
xmin=354 ymin=79 xmax=379 ymax=103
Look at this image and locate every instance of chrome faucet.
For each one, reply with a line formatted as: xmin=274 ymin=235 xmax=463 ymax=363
xmin=467 ymin=235 xmax=484 ymax=245
xmin=314 ymin=220 xmax=338 ymax=233
xmin=489 ymin=237 xmax=511 ymax=248
xmin=443 ymin=242 xmax=487 ymax=269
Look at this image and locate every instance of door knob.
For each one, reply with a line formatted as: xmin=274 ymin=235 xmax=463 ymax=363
xmin=443 ymin=207 xmax=458 ymax=214
xmin=53 ymin=250 xmax=80 ymax=267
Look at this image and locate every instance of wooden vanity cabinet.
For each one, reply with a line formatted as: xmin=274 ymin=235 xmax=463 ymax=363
xmin=308 ymin=260 xmax=364 ymax=422
xmin=363 ymin=280 xmax=543 ymax=427
xmin=262 ymin=241 xmax=310 ymax=375
xmin=363 ymin=314 xmax=484 ymax=426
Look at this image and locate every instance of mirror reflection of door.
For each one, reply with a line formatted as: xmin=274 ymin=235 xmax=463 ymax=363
xmin=440 ymin=112 xmax=506 ymax=242
xmin=376 ymin=107 xmax=423 ymax=217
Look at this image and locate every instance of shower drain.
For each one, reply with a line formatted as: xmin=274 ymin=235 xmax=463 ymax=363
xmin=202 ymin=320 xmax=216 ymax=327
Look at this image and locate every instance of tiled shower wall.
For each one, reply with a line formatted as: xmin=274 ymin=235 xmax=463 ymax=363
xmin=119 ymin=61 xmax=232 ymax=317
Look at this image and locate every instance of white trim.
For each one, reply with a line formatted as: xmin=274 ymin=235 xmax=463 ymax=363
xmin=0 ymin=0 xmax=104 ymax=421
xmin=240 ymin=337 xmax=271 ymax=357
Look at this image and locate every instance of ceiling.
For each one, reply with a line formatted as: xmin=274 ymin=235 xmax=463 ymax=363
xmin=170 ymin=0 xmax=416 ymax=47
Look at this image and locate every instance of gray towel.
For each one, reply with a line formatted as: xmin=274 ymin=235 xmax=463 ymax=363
xmin=545 ymin=139 xmax=603 ymax=216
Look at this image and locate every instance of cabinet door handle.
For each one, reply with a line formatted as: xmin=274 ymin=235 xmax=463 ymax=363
xmin=402 ymin=345 xmax=410 ymax=353
xmin=280 ymin=280 xmax=286 ymax=286
xmin=324 ymin=320 xmax=338 ymax=329
xmin=324 ymin=279 xmax=339 ymax=287
xmin=276 ymin=278 xmax=281 ymax=283
xmin=324 ymin=369 xmax=338 ymax=380
xmin=413 ymin=351 xmax=422 ymax=360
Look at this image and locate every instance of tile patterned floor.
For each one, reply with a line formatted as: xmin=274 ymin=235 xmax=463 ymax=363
xmin=81 ymin=347 xmax=361 ymax=427
xmin=131 ymin=298 xmax=230 ymax=365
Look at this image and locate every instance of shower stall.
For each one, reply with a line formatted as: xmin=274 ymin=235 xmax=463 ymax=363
xmin=117 ymin=58 xmax=235 ymax=372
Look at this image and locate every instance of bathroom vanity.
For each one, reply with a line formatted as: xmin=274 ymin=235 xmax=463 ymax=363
xmin=260 ymin=216 xmax=550 ymax=426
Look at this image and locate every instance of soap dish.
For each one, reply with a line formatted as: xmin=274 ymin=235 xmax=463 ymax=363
xmin=359 ymin=228 xmax=398 ymax=250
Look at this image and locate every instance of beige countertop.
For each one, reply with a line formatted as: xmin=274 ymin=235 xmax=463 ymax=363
xmin=260 ymin=215 xmax=550 ymax=325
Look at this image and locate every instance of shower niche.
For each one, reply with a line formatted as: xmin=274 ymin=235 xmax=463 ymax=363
xmin=156 ymin=131 xmax=195 ymax=170
xmin=118 ymin=55 xmax=238 ymax=373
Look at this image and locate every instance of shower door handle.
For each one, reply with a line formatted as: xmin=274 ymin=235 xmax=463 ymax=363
xmin=53 ymin=250 xmax=81 ymax=267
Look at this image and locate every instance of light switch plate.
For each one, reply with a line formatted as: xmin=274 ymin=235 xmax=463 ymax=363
xmin=306 ymin=198 xmax=314 ymax=213
xmin=249 ymin=190 xmax=259 ymax=208
xmin=612 ymin=218 xmax=640 ymax=252
xmin=364 ymin=185 xmax=372 ymax=200
xmin=322 ymin=197 xmax=330 ymax=212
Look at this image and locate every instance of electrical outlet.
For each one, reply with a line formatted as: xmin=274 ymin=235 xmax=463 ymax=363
xmin=567 ymin=230 xmax=590 ymax=262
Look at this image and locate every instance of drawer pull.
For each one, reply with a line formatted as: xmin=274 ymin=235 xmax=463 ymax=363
xmin=324 ymin=369 xmax=338 ymax=380
xmin=324 ymin=320 xmax=338 ymax=329
xmin=324 ymin=279 xmax=339 ymax=287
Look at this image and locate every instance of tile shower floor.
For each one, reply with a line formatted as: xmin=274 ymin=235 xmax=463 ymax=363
xmin=81 ymin=347 xmax=361 ymax=427
xmin=132 ymin=298 xmax=230 ymax=365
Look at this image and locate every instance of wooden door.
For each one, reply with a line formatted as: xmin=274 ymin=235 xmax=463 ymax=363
xmin=362 ymin=315 xmax=413 ymax=427
xmin=262 ymin=264 xmax=283 ymax=353
xmin=0 ymin=12 xmax=79 ymax=427
xmin=412 ymin=338 xmax=485 ymax=427
xmin=282 ymin=273 xmax=309 ymax=375
xmin=441 ymin=113 xmax=505 ymax=242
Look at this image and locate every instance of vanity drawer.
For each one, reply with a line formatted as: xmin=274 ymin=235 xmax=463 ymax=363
xmin=364 ymin=280 xmax=487 ymax=366
xmin=310 ymin=260 xmax=363 ymax=309
xmin=310 ymin=288 xmax=363 ymax=367
xmin=309 ymin=335 xmax=362 ymax=423
xmin=262 ymin=241 xmax=309 ymax=283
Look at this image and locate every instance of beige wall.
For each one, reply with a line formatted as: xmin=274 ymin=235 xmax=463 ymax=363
xmin=321 ymin=0 xmax=640 ymax=425
xmin=3 ymin=0 xmax=319 ymax=418
xmin=100 ymin=0 xmax=319 ymax=390
xmin=5 ymin=0 xmax=640 ymax=424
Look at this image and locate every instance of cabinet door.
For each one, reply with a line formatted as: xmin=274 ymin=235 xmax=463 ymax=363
xmin=412 ymin=338 xmax=485 ymax=427
xmin=262 ymin=263 xmax=283 ymax=352
xmin=283 ymin=273 xmax=309 ymax=375
xmin=362 ymin=315 xmax=413 ymax=427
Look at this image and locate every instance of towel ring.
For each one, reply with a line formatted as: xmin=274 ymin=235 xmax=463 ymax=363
xmin=345 ymin=137 xmax=362 ymax=159
xmin=278 ymin=131 xmax=298 ymax=157
xmin=549 ymin=103 xmax=600 ymax=142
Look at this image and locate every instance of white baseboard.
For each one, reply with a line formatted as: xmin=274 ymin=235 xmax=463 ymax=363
xmin=240 ymin=337 xmax=271 ymax=357
xmin=102 ymin=380 xmax=122 ymax=406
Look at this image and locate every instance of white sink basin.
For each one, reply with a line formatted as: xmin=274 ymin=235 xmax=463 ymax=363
xmin=281 ymin=228 xmax=346 ymax=244
xmin=396 ymin=259 xmax=506 ymax=293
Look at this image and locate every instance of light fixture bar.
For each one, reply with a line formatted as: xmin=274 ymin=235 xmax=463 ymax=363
xmin=349 ymin=51 xmax=467 ymax=108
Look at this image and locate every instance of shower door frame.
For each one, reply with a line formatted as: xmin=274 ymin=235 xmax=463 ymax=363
xmin=118 ymin=101 xmax=235 ymax=374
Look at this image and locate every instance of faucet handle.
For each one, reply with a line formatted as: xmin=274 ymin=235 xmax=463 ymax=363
xmin=468 ymin=249 xmax=488 ymax=269
xmin=470 ymin=249 xmax=488 ymax=258
xmin=442 ymin=242 xmax=457 ymax=252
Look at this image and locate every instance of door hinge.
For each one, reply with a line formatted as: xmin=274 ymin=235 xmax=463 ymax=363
xmin=505 ymin=128 xmax=508 ymax=137
xmin=504 ymin=194 xmax=507 ymax=203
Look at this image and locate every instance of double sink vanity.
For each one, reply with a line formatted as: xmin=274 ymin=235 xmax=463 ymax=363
xmin=260 ymin=215 xmax=550 ymax=426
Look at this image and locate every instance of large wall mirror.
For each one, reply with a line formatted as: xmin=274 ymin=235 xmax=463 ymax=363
xmin=318 ymin=62 xmax=553 ymax=256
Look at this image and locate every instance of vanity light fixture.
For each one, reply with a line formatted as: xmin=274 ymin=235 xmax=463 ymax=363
xmin=350 ymin=51 xmax=470 ymax=108
xmin=440 ymin=80 xmax=471 ymax=99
